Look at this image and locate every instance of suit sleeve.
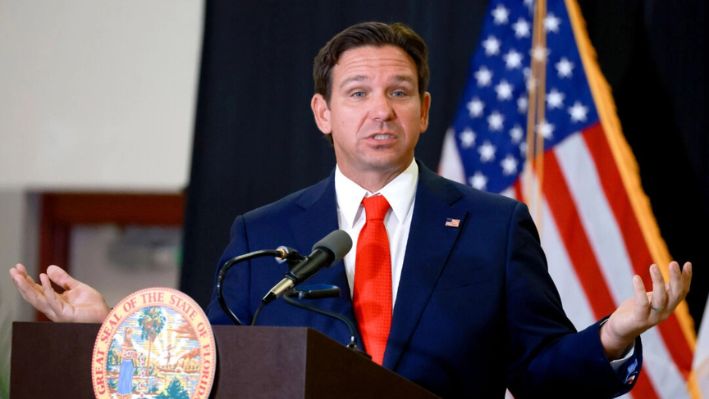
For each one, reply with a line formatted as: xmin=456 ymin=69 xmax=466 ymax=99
xmin=504 ymin=202 xmax=641 ymax=398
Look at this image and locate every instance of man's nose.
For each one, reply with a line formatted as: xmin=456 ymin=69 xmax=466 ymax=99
xmin=369 ymin=93 xmax=395 ymax=121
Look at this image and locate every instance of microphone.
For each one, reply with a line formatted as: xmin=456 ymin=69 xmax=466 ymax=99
xmin=262 ymin=230 xmax=352 ymax=304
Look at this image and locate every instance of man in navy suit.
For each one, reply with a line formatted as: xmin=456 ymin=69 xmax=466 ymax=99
xmin=203 ymin=22 xmax=691 ymax=397
xmin=10 ymin=22 xmax=692 ymax=398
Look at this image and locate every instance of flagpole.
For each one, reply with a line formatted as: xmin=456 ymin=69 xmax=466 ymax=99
xmin=524 ymin=0 xmax=548 ymax=227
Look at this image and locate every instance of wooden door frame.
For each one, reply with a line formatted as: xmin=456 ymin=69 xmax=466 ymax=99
xmin=37 ymin=192 xmax=184 ymax=320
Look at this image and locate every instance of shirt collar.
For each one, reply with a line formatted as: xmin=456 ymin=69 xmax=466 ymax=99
xmin=335 ymin=159 xmax=418 ymax=227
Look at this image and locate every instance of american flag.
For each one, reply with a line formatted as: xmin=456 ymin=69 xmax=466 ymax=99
xmin=439 ymin=0 xmax=696 ymax=397
xmin=445 ymin=218 xmax=461 ymax=228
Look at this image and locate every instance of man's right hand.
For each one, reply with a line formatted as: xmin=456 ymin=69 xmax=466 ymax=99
xmin=9 ymin=263 xmax=110 ymax=323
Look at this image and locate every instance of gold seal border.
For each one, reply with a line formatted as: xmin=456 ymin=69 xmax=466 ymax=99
xmin=90 ymin=287 xmax=217 ymax=399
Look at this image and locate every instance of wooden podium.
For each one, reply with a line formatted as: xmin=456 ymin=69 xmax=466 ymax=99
xmin=10 ymin=322 xmax=438 ymax=398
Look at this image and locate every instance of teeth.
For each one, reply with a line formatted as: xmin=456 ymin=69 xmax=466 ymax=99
xmin=373 ymin=134 xmax=392 ymax=140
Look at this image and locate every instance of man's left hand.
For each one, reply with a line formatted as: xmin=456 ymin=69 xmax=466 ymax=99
xmin=600 ymin=261 xmax=692 ymax=359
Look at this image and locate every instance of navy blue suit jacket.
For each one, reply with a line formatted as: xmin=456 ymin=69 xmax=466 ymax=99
xmin=207 ymin=163 xmax=640 ymax=398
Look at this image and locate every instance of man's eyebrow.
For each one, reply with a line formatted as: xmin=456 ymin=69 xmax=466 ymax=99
xmin=339 ymin=74 xmax=416 ymax=89
xmin=339 ymin=75 xmax=369 ymax=89
xmin=391 ymin=75 xmax=416 ymax=84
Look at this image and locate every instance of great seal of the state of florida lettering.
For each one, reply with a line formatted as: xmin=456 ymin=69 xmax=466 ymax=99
xmin=91 ymin=287 xmax=216 ymax=399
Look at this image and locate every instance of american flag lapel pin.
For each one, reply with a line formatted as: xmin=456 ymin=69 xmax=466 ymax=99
xmin=445 ymin=218 xmax=460 ymax=228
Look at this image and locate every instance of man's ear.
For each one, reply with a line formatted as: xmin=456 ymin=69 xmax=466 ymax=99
xmin=311 ymin=93 xmax=332 ymax=134
xmin=419 ymin=91 xmax=432 ymax=133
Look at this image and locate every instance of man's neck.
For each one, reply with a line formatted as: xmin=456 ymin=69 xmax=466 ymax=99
xmin=337 ymin=163 xmax=411 ymax=193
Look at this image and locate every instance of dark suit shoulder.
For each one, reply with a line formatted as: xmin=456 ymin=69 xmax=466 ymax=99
xmin=241 ymin=175 xmax=333 ymax=224
xmin=453 ymin=178 xmax=519 ymax=210
xmin=419 ymin=163 xmax=521 ymax=214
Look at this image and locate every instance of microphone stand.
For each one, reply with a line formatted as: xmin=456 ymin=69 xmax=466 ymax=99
xmin=217 ymin=238 xmax=363 ymax=355
xmin=217 ymin=249 xmax=302 ymax=325
xmin=277 ymin=287 xmax=366 ymax=356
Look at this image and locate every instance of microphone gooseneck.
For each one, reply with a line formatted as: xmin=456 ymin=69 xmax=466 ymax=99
xmin=217 ymin=246 xmax=305 ymax=325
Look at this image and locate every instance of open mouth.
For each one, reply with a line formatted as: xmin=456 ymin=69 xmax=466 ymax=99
xmin=372 ymin=134 xmax=395 ymax=140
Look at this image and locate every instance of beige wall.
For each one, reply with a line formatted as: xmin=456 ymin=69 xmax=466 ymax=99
xmin=0 ymin=1 xmax=203 ymax=397
xmin=0 ymin=0 xmax=202 ymax=190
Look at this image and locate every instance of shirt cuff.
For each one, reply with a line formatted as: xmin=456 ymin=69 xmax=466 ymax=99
xmin=609 ymin=343 xmax=635 ymax=371
xmin=599 ymin=319 xmax=641 ymax=385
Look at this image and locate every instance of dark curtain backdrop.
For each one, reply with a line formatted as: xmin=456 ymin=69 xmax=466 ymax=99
xmin=181 ymin=0 xmax=707 ymax=326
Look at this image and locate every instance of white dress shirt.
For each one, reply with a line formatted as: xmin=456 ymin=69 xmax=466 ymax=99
xmin=335 ymin=159 xmax=418 ymax=306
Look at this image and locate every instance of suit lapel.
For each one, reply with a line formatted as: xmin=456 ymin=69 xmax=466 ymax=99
xmin=383 ymin=164 xmax=467 ymax=369
xmin=284 ymin=165 xmax=467 ymax=363
xmin=288 ymin=173 xmax=359 ymax=343
xmin=289 ymin=173 xmax=339 ymax=264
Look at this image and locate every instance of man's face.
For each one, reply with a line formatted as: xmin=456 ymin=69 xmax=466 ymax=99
xmin=311 ymin=45 xmax=431 ymax=187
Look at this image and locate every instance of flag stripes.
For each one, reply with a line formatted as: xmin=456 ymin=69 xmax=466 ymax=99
xmin=551 ymin=129 xmax=660 ymax=398
xmin=537 ymin=191 xmax=657 ymax=399
xmin=542 ymin=151 xmax=617 ymax=315
xmin=583 ymin=124 xmax=695 ymax=376
xmin=565 ymin=0 xmax=696 ymax=362
xmin=512 ymin=128 xmax=684 ymax=399
xmin=525 ymin=125 xmax=690 ymax=398
xmin=538 ymin=198 xmax=595 ymax=329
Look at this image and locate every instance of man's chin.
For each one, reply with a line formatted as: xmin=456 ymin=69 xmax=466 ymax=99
xmin=361 ymin=156 xmax=412 ymax=174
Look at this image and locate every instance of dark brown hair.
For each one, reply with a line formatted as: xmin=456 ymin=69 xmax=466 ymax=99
xmin=313 ymin=21 xmax=429 ymax=102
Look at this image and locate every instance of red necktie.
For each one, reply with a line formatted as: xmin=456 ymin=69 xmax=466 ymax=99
xmin=353 ymin=195 xmax=392 ymax=365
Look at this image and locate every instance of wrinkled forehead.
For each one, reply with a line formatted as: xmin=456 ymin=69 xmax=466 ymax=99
xmin=331 ymin=45 xmax=418 ymax=85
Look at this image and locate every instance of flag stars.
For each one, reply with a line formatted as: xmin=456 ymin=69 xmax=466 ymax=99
xmin=544 ymin=13 xmax=561 ymax=33
xmin=479 ymin=141 xmax=496 ymax=162
xmin=492 ymin=4 xmax=510 ymax=25
xmin=546 ymin=88 xmax=565 ymax=109
xmin=568 ymin=101 xmax=589 ymax=122
xmin=482 ymin=36 xmax=501 ymax=56
xmin=495 ymin=80 xmax=514 ymax=101
xmin=510 ymin=125 xmax=524 ymax=143
xmin=474 ymin=67 xmax=493 ymax=87
xmin=504 ymin=49 xmax=523 ymax=69
xmin=501 ymin=155 xmax=518 ymax=175
xmin=470 ymin=172 xmax=488 ymax=190
xmin=450 ymin=6 xmax=593 ymax=193
xmin=523 ymin=67 xmax=531 ymax=79
xmin=556 ymin=57 xmax=574 ymax=78
xmin=517 ymin=96 xmax=528 ymax=113
xmin=459 ymin=128 xmax=476 ymax=148
xmin=487 ymin=111 xmax=505 ymax=131
xmin=467 ymin=97 xmax=485 ymax=118
xmin=537 ymin=120 xmax=555 ymax=139
xmin=512 ymin=18 xmax=531 ymax=38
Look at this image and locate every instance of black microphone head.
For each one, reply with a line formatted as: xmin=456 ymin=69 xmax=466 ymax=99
xmin=312 ymin=230 xmax=352 ymax=261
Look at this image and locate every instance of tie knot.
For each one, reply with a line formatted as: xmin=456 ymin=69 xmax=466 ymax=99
xmin=362 ymin=195 xmax=390 ymax=221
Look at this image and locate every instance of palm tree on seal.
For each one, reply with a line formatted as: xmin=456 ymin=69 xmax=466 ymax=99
xmin=138 ymin=307 xmax=166 ymax=385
